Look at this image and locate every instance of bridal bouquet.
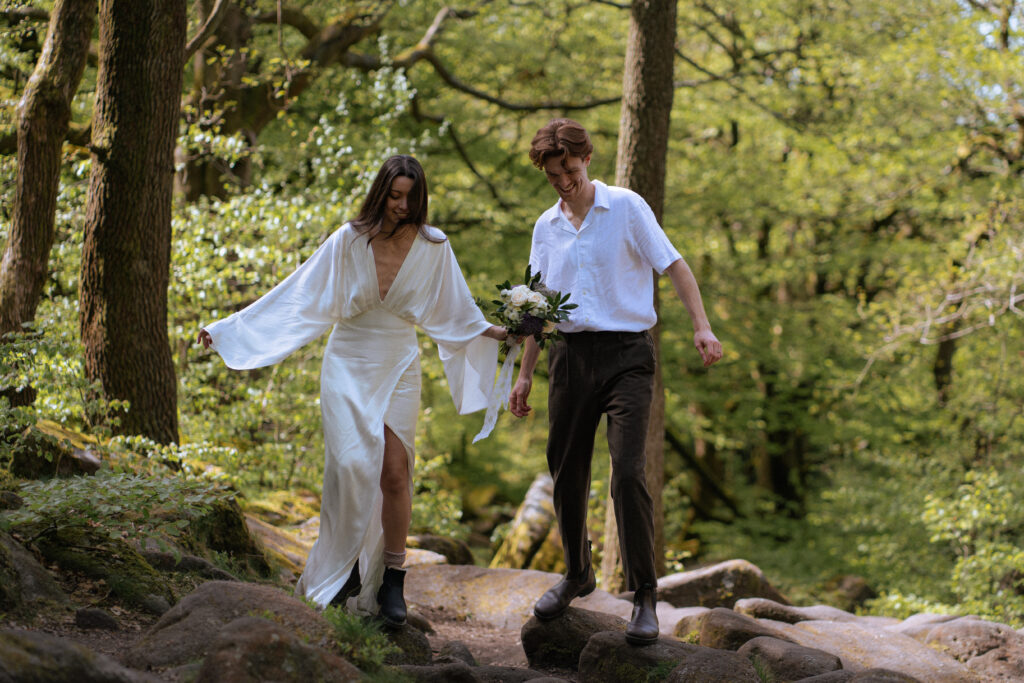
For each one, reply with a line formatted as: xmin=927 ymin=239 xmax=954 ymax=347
xmin=474 ymin=267 xmax=575 ymax=443
xmin=491 ymin=266 xmax=576 ymax=354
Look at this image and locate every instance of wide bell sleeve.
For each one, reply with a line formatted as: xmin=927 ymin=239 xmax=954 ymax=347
xmin=419 ymin=242 xmax=499 ymax=415
xmin=204 ymin=228 xmax=346 ymax=370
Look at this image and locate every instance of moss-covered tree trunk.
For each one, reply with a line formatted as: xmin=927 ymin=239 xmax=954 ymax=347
xmin=601 ymin=0 xmax=677 ymax=591
xmin=0 ymin=0 xmax=94 ymax=339
xmin=79 ymin=0 xmax=185 ymax=444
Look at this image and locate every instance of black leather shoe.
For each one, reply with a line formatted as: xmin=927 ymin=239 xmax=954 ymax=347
xmin=330 ymin=564 xmax=361 ymax=607
xmin=533 ymin=564 xmax=597 ymax=621
xmin=625 ymin=583 xmax=659 ymax=646
xmin=377 ymin=567 xmax=407 ymax=628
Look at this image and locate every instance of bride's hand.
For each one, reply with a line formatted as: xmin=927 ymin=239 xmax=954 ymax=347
xmin=197 ymin=329 xmax=213 ymax=349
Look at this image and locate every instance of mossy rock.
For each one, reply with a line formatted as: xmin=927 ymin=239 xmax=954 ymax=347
xmin=0 ymin=537 xmax=22 ymax=613
xmin=0 ymin=531 xmax=67 ymax=616
xmin=33 ymin=526 xmax=173 ymax=612
xmin=243 ymin=489 xmax=320 ymax=526
xmin=527 ymin=524 xmax=565 ymax=573
xmin=183 ymin=498 xmax=272 ymax=578
xmin=9 ymin=422 xmax=100 ymax=479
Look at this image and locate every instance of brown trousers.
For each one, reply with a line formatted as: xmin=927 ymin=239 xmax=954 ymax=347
xmin=546 ymin=330 xmax=656 ymax=590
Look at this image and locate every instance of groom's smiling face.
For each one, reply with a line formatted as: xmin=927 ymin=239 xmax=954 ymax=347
xmin=543 ymin=154 xmax=591 ymax=203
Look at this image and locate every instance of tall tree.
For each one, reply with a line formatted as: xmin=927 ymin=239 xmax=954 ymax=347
xmin=0 ymin=0 xmax=94 ymax=340
xmin=601 ymin=0 xmax=677 ymax=591
xmin=79 ymin=0 xmax=186 ymax=444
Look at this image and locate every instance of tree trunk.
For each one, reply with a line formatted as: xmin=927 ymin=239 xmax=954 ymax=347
xmin=0 ymin=0 xmax=94 ymax=338
xmin=79 ymin=0 xmax=185 ymax=444
xmin=601 ymin=0 xmax=677 ymax=592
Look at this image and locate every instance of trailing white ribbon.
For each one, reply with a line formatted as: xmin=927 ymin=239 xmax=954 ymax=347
xmin=473 ymin=341 xmax=521 ymax=443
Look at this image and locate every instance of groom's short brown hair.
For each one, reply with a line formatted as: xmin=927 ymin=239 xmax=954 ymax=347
xmin=528 ymin=118 xmax=594 ymax=169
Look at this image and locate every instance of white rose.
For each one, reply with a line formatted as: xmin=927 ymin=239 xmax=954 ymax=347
xmin=509 ymin=285 xmax=531 ymax=307
xmin=527 ymin=291 xmax=546 ymax=307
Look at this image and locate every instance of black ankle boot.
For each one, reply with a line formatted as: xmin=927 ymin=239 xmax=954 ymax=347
xmin=377 ymin=567 xmax=407 ymax=628
xmin=330 ymin=563 xmax=361 ymax=606
xmin=625 ymin=583 xmax=659 ymax=646
xmin=533 ymin=563 xmax=597 ymax=621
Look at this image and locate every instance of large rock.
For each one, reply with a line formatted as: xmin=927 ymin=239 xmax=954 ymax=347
xmin=194 ymin=616 xmax=360 ymax=682
xmin=125 ymin=581 xmax=334 ymax=670
xmin=0 ymin=628 xmax=159 ymax=682
xmin=733 ymin=597 xmax=898 ymax=627
xmin=698 ymin=607 xmax=792 ymax=650
xmin=923 ymin=617 xmax=1024 ymax=680
xmin=578 ymin=630 xmax=758 ymax=683
xmin=770 ymin=619 xmax=983 ymax=682
xmin=521 ymin=607 xmax=626 ymax=669
xmin=657 ymin=559 xmax=788 ymax=608
xmin=0 ymin=531 xmax=67 ymax=613
xmin=735 ymin=597 xmax=858 ymax=624
xmin=406 ymin=564 xmax=626 ymax=630
xmin=737 ymin=635 xmax=843 ymax=681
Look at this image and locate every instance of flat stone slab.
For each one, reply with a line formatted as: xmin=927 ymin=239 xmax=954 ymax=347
xmin=769 ymin=619 xmax=983 ymax=682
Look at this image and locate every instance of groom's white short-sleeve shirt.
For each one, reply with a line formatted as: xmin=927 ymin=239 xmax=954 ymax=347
xmin=528 ymin=180 xmax=681 ymax=333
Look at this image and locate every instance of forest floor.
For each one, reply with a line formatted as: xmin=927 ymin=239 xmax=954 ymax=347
xmin=7 ymin=565 xmax=574 ymax=681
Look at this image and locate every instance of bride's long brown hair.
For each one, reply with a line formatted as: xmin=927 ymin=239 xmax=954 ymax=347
xmin=351 ymin=155 xmax=445 ymax=243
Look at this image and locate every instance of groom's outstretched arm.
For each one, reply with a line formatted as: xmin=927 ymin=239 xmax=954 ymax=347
xmin=666 ymin=258 xmax=723 ymax=368
xmin=509 ymin=336 xmax=541 ymax=417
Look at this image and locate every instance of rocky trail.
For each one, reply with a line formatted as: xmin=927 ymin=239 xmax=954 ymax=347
xmin=5 ymin=535 xmax=1024 ymax=682
xmin=3 ymin=462 xmax=1024 ymax=681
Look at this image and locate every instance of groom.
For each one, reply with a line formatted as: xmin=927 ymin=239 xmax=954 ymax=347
xmin=509 ymin=118 xmax=722 ymax=646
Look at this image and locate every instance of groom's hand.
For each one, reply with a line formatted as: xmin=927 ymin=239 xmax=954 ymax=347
xmin=509 ymin=377 xmax=532 ymax=417
xmin=694 ymin=329 xmax=722 ymax=367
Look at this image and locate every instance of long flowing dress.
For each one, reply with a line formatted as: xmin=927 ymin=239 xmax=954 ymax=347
xmin=204 ymin=223 xmax=498 ymax=611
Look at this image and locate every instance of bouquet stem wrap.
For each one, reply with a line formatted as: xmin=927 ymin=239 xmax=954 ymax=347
xmin=473 ymin=341 xmax=521 ymax=443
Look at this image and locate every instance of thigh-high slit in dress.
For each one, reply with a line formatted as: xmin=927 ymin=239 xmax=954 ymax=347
xmin=204 ymin=224 xmax=498 ymax=612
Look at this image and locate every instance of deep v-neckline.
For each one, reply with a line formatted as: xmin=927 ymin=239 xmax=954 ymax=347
xmin=369 ymin=234 xmax=419 ymax=302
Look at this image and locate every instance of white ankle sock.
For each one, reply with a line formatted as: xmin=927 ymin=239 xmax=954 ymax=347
xmin=383 ymin=550 xmax=406 ymax=569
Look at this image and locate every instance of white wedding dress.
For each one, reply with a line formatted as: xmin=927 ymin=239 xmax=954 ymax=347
xmin=204 ymin=223 xmax=498 ymax=611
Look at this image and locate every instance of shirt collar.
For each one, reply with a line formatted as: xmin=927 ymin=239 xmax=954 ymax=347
xmin=546 ymin=179 xmax=609 ymax=224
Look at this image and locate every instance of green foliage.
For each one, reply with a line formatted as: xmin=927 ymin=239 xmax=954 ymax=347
xmin=410 ymin=451 xmax=467 ymax=540
xmin=1 ymin=0 xmax=1023 ymax=630
xmin=0 ymin=471 xmax=234 ymax=555
xmin=0 ymin=325 xmax=127 ymax=440
xmin=922 ymin=468 xmax=1024 ymax=624
xmin=321 ymin=605 xmax=399 ymax=675
xmin=751 ymin=657 xmax=777 ymax=683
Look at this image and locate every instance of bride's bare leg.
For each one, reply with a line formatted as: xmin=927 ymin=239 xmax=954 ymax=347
xmin=380 ymin=425 xmax=411 ymax=557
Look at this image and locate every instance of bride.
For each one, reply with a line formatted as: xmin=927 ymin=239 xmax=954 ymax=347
xmin=199 ymin=155 xmax=507 ymax=626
